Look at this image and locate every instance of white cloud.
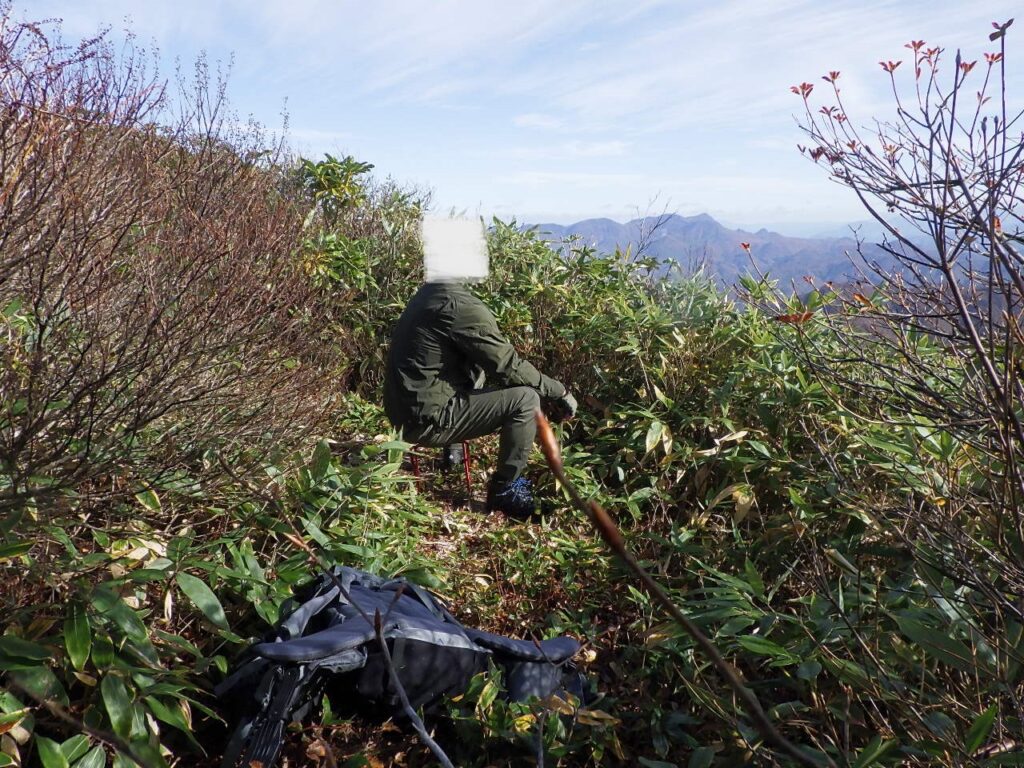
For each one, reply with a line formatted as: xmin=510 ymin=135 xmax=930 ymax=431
xmin=513 ymin=113 xmax=565 ymax=130
xmin=17 ymin=0 xmax=1024 ymax=226
xmin=499 ymin=170 xmax=646 ymax=188
xmin=746 ymin=137 xmax=792 ymax=151
xmin=241 ymin=0 xmax=674 ymax=97
xmin=31 ymin=0 xmax=1019 ymax=132
xmin=500 ymin=140 xmax=630 ymax=159
xmin=493 ymin=0 xmax=1022 ymax=134
xmin=21 ymin=0 xmax=230 ymax=49
xmin=566 ymin=140 xmax=630 ymax=157
xmin=288 ymin=127 xmax=351 ymax=141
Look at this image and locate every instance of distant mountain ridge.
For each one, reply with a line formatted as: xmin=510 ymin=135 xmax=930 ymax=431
xmin=529 ymin=213 xmax=889 ymax=286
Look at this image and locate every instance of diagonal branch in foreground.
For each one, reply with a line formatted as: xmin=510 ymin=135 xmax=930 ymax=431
xmin=535 ymin=411 xmax=835 ymax=768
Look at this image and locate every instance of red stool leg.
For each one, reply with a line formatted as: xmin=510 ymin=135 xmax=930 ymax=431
xmin=462 ymin=441 xmax=472 ymax=494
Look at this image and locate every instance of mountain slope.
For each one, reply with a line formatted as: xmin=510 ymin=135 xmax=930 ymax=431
xmin=530 ymin=213 xmax=889 ymax=286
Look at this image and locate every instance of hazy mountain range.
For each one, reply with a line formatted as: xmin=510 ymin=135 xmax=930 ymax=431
xmin=529 ymin=213 xmax=892 ymax=286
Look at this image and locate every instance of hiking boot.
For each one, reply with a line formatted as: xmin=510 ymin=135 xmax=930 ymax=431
xmin=485 ymin=475 xmax=537 ymax=519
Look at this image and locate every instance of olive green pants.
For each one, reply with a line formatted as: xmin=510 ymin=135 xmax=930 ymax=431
xmin=404 ymin=387 xmax=540 ymax=481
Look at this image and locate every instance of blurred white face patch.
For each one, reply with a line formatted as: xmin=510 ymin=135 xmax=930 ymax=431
xmin=421 ymin=216 xmax=489 ymax=283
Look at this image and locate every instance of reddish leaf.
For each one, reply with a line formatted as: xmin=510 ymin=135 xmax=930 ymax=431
xmin=990 ymin=18 xmax=1013 ymax=41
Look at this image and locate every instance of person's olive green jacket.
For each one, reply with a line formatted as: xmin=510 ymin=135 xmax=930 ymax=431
xmin=384 ymin=281 xmax=565 ymax=431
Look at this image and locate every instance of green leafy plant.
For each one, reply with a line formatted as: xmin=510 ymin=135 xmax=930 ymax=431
xmin=5 ymin=6 xmax=1024 ymax=767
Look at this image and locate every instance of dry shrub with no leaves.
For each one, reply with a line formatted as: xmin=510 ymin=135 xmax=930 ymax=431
xmin=0 ymin=6 xmax=337 ymax=514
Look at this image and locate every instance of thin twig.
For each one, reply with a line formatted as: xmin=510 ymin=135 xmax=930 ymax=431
xmin=4 ymin=677 xmax=157 ymax=768
xmin=279 ymin=531 xmax=457 ymax=767
xmin=372 ymin=608 xmax=456 ymax=768
xmin=535 ymin=702 xmax=545 ymax=768
xmin=535 ymin=410 xmax=835 ymax=768
xmin=266 ymin=481 xmax=457 ymax=768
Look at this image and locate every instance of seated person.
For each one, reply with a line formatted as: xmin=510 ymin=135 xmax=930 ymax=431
xmin=384 ymin=279 xmax=576 ymax=518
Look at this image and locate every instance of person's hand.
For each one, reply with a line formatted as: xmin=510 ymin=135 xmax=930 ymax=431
xmin=549 ymin=391 xmax=577 ymax=422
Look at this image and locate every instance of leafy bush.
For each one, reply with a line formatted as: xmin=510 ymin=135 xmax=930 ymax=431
xmin=298 ymin=154 xmax=427 ymax=392
xmin=4 ymin=7 xmax=1024 ymax=768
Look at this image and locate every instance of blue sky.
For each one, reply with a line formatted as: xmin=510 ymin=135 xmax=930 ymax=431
xmin=18 ymin=1 xmax=1022 ymax=233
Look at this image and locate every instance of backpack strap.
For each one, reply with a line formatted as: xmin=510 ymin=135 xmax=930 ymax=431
xmin=464 ymin=630 xmax=579 ymax=664
xmin=277 ymin=585 xmax=340 ymax=640
xmin=390 ymin=580 xmax=442 ymax=618
xmin=254 ymin=619 xmax=380 ymax=662
xmin=221 ymin=664 xmax=307 ymax=768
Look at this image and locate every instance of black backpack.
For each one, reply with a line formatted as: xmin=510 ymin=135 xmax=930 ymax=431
xmin=216 ymin=566 xmax=583 ymax=768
